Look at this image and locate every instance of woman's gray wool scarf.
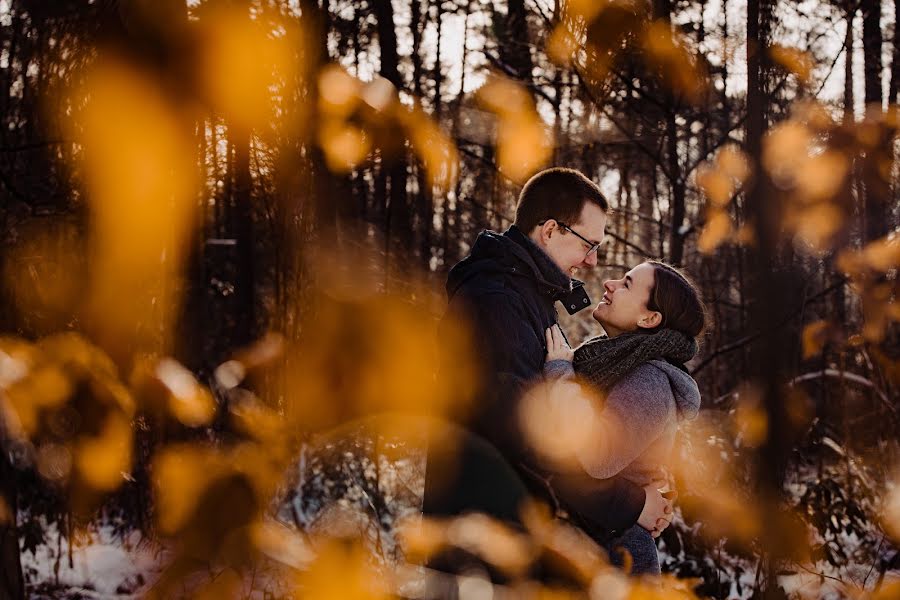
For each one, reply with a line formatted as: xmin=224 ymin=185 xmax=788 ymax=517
xmin=573 ymin=329 xmax=698 ymax=392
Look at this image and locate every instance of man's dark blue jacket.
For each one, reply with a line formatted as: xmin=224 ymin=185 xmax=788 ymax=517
xmin=424 ymin=225 xmax=646 ymax=542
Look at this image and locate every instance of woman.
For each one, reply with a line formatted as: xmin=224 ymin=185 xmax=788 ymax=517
xmin=543 ymin=260 xmax=706 ymax=575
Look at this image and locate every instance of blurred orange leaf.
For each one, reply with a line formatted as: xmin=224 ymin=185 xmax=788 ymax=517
xmin=770 ymin=45 xmax=814 ymax=84
xmin=802 ymin=320 xmax=830 ymax=359
xmin=698 ymin=210 xmax=733 ymax=254
xmin=198 ymin=8 xmax=298 ymax=132
xmin=717 ymin=145 xmax=751 ymax=182
xmin=157 ymin=358 xmax=216 ymax=427
xmin=476 ymin=76 xmax=552 ymax=183
xmin=74 ymin=414 xmax=133 ymax=492
xmin=294 ymin=538 xmax=391 ymax=600
xmin=642 ymin=20 xmax=707 ymax=103
xmin=696 ymin=167 xmax=734 ymax=207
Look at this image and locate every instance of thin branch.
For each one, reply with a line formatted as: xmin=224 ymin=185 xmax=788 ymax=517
xmin=790 ymin=369 xmax=895 ymax=414
xmin=691 ymin=278 xmax=847 ymax=375
xmin=604 ymin=229 xmax=655 ymax=258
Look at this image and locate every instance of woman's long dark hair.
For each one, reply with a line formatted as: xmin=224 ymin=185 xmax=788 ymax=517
xmin=645 ymin=261 xmax=708 ymax=339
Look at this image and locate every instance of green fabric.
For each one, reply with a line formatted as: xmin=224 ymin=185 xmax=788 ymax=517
xmin=572 ymin=328 xmax=697 ymax=392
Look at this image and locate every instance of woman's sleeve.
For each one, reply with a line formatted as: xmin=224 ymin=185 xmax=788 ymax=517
xmin=544 ymin=359 xmax=575 ymax=381
xmin=577 ymin=364 xmax=674 ymax=479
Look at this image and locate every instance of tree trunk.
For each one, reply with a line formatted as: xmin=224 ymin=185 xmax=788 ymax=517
xmin=891 ymin=0 xmax=900 ymax=104
xmin=0 ymin=448 xmax=23 ymax=600
xmin=861 ymin=0 xmax=890 ymax=242
xmin=652 ymin=1 xmax=686 ymax=265
xmin=862 ymin=0 xmax=883 ymax=110
xmin=374 ymin=0 xmax=412 ymax=287
xmin=410 ymin=0 xmax=433 ymax=269
xmin=500 ymin=0 xmax=533 ymax=83
xmin=747 ymin=0 xmax=798 ymax=595
xmin=844 ymin=4 xmax=856 ymax=122
xmin=231 ymin=126 xmax=255 ymax=346
xmin=666 ymin=109 xmax=686 ymax=265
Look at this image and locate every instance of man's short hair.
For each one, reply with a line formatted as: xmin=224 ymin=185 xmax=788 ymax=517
xmin=513 ymin=167 xmax=609 ymax=233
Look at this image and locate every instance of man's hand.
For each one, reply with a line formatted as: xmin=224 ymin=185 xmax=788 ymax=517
xmin=637 ymin=486 xmax=673 ymax=538
xmin=545 ymin=325 xmax=574 ymax=363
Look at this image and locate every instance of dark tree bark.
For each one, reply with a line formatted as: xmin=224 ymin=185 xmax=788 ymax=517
xmin=0 ymin=451 xmax=24 ymax=600
xmin=433 ymin=0 xmax=444 ymax=121
xmin=747 ymin=0 xmax=801 ymax=595
xmin=651 ymin=0 xmax=687 ymax=265
xmin=862 ymin=0 xmax=883 ymax=109
xmin=410 ymin=0 xmax=433 ymax=269
xmin=666 ymin=110 xmax=686 ymax=265
xmin=891 ymin=0 xmax=900 ymax=104
xmin=499 ymin=0 xmax=533 ymax=83
xmin=844 ymin=3 xmax=856 ymax=122
xmin=231 ymin=126 xmax=255 ymax=347
xmin=861 ymin=0 xmax=891 ymax=242
xmin=374 ymin=0 xmax=412 ymax=285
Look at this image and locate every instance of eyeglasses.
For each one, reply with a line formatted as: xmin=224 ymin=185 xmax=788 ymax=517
xmin=540 ymin=219 xmax=603 ymax=257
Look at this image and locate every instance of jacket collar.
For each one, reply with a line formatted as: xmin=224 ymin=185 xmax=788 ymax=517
xmin=503 ymin=225 xmax=573 ymax=298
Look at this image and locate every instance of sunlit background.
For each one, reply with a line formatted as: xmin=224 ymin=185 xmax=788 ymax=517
xmin=0 ymin=0 xmax=898 ymax=598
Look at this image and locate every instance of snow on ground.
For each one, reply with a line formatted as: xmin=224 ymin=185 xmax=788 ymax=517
xmin=22 ymin=526 xmax=165 ymax=598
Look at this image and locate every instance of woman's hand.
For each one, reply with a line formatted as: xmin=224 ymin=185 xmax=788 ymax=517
xmin=545 ymin=325 xmax=574 ymax=363
xmin=638 ymin=486 xmax=673 ymax=537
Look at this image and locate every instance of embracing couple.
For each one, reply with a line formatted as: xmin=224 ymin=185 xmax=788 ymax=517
xmin=424 ymin=167 xmax=706 ymax=575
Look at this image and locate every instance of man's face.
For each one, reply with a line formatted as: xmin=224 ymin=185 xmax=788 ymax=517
xmin=541 ymin=202 xmax=607 ymax=278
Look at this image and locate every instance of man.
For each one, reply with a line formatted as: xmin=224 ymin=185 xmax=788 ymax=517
xmin=425 ymin=167 xmax=672 ymax=544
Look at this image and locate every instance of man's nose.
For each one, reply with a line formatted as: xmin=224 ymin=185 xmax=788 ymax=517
xmin=583 ymin=251 xmax=599 ymax=268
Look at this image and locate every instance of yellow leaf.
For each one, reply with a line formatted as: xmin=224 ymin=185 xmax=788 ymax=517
xmin=696 ymin=167 xmax=734 ymax=207
xmin=64 ymin=59 xmax=197 ymax=358
xmin=250 ymin=520 xmax=315 ymax=569
xmin=75 ymin=414 xmax=132 ymax=492
xmin=155 ymin=358 xmax=216 ymax=427
xmin=294 ymin=538 xmax=390 ymax=600
xmin=445 ymin=513 xmax=534 ymax=576
xmin=318 ymin=64 xmax=362 ymax=118
xmin=476 ymin=76 xmax=532 ymax=117
xmin=794 ymin=151 xmax=848 ymax=202
xmin=734 ymin=387 xmax=767 ymax=448
xmin=643 ymin=21 xmax=707 ymax=103
xmin=0 ymin=497 xmax=11 ymax=525
xmin=862 ymin=236 xmax=900 ymax=271
xmin=883 ymin=476 xmax=900 ymax=543
xmin=318 ymin=119 xmax=370 ymax=173
xmin=698 ymin=210 xmax=733 ymax=254
xmin=397 ymin=516 xmax=447 ymax=563
xmin=792 ymin=204 xmax=843 ymax=253
xmin=404 ymin=107 xmax=459 ymax=192
xmin=497 ymin=115 xmax=553 ymax=183
xmin=801 ymin=320 xmax=829 ymax=359
xmin=154 ymin=445 xmax=223 ymax=535
xmin=716 ymin=145 xmax=751 ymax=182
xmin=519 ymin=379 xmax=600 ymax=470
xmin=198 ymin=8 xmax=298 ymax=132
xmin=770 ymin=45 xmax=814 ymax=84
xmin=763 ymin=122 xmax=811 ymax=181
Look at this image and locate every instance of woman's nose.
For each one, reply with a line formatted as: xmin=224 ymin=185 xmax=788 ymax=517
xmin=603 ymin=280 xmax=614 ymax=293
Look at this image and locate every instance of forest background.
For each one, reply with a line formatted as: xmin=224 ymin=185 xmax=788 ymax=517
xmin=0 ymin=0 xmax=899 ymax=598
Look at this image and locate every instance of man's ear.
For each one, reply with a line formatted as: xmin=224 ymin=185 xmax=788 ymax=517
xmin=538 ymin=220 xmax=557 ymax=245
xmin=637 ymin=311 xmax=663 ymax=330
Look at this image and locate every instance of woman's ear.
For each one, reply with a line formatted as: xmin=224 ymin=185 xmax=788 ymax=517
xmin=637 ymin=311 xmax=663 ymax=330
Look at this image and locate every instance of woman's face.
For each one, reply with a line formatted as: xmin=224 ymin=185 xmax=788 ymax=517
xmin=591 ymin=262 xmax=663 ymax=337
